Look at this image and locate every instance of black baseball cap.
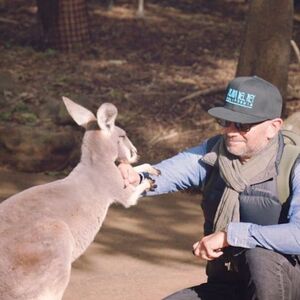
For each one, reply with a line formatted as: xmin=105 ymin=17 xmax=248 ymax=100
xmin=208 ymin=76 xmax=282 ymax=124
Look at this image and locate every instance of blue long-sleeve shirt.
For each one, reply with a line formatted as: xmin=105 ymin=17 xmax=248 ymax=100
xmin=145 ymin=139 xmax=300 ymax=255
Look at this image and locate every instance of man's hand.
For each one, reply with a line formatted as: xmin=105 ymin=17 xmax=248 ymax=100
xmin=118 ymin=163 xmax=141 ymax=187
xmin=193 ymin=231 xmax=229 ymax=261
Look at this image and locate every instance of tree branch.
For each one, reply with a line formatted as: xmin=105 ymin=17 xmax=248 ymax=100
xmin=0 ymin=17 xmax=18 ymax=25
xmin=179 ymin=85 xmax=226 ymax=103
xmin=291 ymin=40 xmax=300 ymax=64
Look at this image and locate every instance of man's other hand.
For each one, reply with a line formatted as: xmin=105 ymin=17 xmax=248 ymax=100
xmin=193 ymin=231 xmax=229 ymax=261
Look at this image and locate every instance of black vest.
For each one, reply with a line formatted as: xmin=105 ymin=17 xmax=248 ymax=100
xmin=201 ymin=134 xmax=287 ymax=236
xmin=201 ymin=133 xmax=300 ymax=281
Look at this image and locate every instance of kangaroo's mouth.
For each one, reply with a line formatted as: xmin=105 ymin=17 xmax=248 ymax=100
xmin=117 ymin=153 xmax=139 ymax=164
xmin=127 ymin=153 xmax=139 ymax=164
xmin=130 ymin=149 xmax=139 ymax=163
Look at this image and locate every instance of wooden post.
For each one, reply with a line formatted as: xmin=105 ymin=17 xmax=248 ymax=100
xmin=37 ymin=0 xmax=90 ymax=52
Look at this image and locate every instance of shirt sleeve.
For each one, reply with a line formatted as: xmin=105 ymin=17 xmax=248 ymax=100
xmin=227 ymin=162 xmax=300 ymax=254
xmin=144 ymin=141 xmax=209 ymax=196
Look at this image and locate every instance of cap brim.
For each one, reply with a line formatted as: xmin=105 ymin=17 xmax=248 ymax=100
xmin=208 ymin=107 xmax=267 ymax=124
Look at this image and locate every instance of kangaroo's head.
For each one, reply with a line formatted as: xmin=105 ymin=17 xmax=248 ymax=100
xmin=62 ymin=97 xmax=138 ymax=164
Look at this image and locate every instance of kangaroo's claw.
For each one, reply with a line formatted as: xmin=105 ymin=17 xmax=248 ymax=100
xmin=153 ymin=168 xmax=161 ymax=176
xmin=150 ymin=184 xmax=157 ymax=192
xmin=148 ymin=178 xmax=157 ymax=191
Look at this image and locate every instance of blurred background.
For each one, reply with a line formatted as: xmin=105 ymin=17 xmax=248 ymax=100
xmin=0 ymin=0 xmax=299 ymax=174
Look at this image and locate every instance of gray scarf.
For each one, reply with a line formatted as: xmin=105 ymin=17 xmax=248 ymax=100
xmin=201 ymin=135 xmax=279 ymax=232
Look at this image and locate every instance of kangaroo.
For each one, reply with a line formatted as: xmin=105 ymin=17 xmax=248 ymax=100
xmin=0 ymin=97 xmax=159 ymax=300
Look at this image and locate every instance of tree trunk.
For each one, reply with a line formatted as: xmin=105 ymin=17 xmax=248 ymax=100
xmin=236 ymin=0 xmax=293 ymax=116
xmin=137 ymin=0 xmax=144 ymax=18
xmin=37 ymin=0 xmax=90 ymax=52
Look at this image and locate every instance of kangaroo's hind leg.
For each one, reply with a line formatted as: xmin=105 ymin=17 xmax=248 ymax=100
xmin=0 ymin=219 xmax=74 ymax=300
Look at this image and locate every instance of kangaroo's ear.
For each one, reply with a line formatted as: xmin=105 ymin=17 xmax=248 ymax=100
xmin=62 ymin=97 xmax=96 ymax=128
xmin=97 ymin=103 xmax=118 ymax=133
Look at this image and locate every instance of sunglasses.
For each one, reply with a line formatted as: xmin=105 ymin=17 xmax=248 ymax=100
xmin=216 ymin=119 xmax=260 ymax=132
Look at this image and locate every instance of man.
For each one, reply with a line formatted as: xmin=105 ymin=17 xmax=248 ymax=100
xmin=119 ymin=76 xmax=300 ymax=300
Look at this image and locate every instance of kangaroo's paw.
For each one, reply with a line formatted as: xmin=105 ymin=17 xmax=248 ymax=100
xmin=133 ymin=164 xmax=161 ymax=176
xmin=149 ymin=167 xmax=161 ymax=176
xmin=147 ymin=178 xmax=157 ymax=191
xmin=140 ymin=178 xmax=157 ymax=192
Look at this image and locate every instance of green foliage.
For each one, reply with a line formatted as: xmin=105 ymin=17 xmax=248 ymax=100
xmin=109 ymin=89 xmax=124 ymax=100
xmin=15 ymin=112 xmax=38 ymax=124
xmin=0 ymin=102 xmax=38 ymax=125
xmin=13 ymin=101 xmax=29 ymax=113
xmin=44 ymin=48 xmax=57 ymax=56
xmin=4 ymin=41 xmax=11 ymax=49
xmin=44 ymin=170 xmax=69 ymax=178
xmin=0 ymin=111 xmax=11 ymax=121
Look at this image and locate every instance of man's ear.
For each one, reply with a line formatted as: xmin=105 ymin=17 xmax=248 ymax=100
xmin=267 ymin=118 xmax=283 ymax=139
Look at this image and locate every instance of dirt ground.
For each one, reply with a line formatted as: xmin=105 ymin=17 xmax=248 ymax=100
xmin=0 ymin=1 xmax=300 ymax=299
xmin=63 ymin=194 xmax=207 ymax=300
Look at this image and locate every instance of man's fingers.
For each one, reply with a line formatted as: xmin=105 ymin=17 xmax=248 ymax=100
xmin=118 ymin=163 xmax=140 ymax=186
xmin=206 ymin=247 xmax=218 ymax=259
xmin=193 ymin=247 xmax=200 ymax=256
xmin=200 ymin=252 xmax=213 ymax=261
xmin=193 ymin=231 xmax=228 ymax=261
xmin=123 ymin=178 xmax=130 ymax=188
xmin=118 ymin=164 xmax=129 ymax=179
xmin=206 ymin=248 xmax=224 ymax=259
xmin=193 ymin=241 xmax=199 ymax=250
xmin=192 ymin=241 xmax=200 ymax=256
xmin=199 ymin=249 xmax=223 ymax=261
xmin=128 ymin=172 xmax=138 ymax=183
xmin=193 ymin=238 xmax=224 ymax=261
xmin=212 ymin=251 xmax=224 ymax=259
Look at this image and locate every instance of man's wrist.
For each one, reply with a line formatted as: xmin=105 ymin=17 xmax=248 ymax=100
xmin=222 ymin=223 xmax=230 ymax=247
xmin=223 ymin=223 xmax=230 ymax=233
xmin=138 ymin=173 xmax=144 ymax=184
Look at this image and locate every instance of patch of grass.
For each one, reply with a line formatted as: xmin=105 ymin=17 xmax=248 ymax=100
xmin=15 ymin=112 xmax=38 ymax=125
xmin=13 ymin=101 xmax=30 ymax=113
xmin=44 ymin=48 xmax=57 ymax=56
xmin=109 ymin=89 xmax=124 ymax=100
xmin=0 ymin=111 xmax=12 ymax=121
